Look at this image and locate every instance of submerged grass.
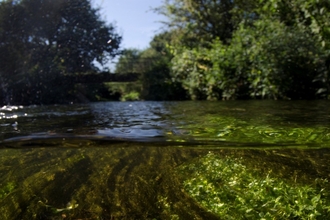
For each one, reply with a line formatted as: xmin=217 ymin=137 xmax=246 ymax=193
xmin=0 ymin=145 xmax=218 ymax=219
xmin=169 ymin=112 xmax=330 ymax=147
xmin=0 ymin=139 xmax=329 ymax=219
xmin=0 ymin=182 xmax=15 ymax=199
xmin=178 ymin=152 xmax=330 ymax=219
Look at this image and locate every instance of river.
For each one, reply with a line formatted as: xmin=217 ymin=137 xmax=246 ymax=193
xmin=0 ymin=101 xmax=329 ymax=219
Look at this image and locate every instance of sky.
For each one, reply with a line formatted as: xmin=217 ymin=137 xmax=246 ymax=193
xmin=92 ymin=0 xmax=166 ymax=50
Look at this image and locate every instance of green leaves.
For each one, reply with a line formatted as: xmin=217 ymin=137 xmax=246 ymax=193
xmin=156 ymin=0 xmax=330 ymax=100
xmin=170 ymin=15 xmax=329 ymax=100
xmin=113 ymin=31 xmax=187 ymax=101
xmin=0 ymin=0 xmax=122 ymax=104
xmin=154 ymin=0 xmax=239 ymax=46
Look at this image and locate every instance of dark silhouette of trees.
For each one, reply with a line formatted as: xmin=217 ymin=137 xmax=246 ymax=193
xmin=0 ymin=0 xmax=122 ymax=105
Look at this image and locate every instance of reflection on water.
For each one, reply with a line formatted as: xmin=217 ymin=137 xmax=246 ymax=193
xmin=0 ymin=101 xmax=330 ymax=219
xmin=2 ymin=101 xmax=330 ymax=144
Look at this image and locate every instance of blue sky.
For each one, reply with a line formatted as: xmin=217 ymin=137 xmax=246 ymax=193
xmin=92 ymin=0 xmax=166 ymax=50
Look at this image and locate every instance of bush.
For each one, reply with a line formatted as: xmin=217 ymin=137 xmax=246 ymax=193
xmin=170 ymin=18 xmax=328 ymax=100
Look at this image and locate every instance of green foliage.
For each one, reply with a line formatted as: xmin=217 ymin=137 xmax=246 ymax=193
xmin=114 ymin=32 xmax=187 ymax=100
xmin=121 ymin=91 xmax=140 ymax=101
xmin=158 ymin=0 xmax=330 ymax=100
xmin=226 ymin=19 xmax=326 ymax=99
xmin=0 ymin=182 xmax=15 ymax=199
xmin=115 ymin=49 xmax=143 ymax=74
xmin=104 ymin=82 xmax=141 ymax=101
xmin=178 ymin=153 xmax=330 ymax=219
xmin=170 ymin=46 xmax=210 ymax=100
xmin=0 ymin=0 xmax=122 ymax=105
xmin=154 ymin=0 xmax=258 ymax=46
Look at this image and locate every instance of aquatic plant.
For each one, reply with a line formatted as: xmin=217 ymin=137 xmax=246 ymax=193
xmin=0 ymin=182 xmax=15 ymax=199
xmin=178 ymin=152 xmax=330 ymax=219
xmin=121 ymin=91 xmax=140 ymax=101
xmin=168 ymin=112 xmax=330 ymax=148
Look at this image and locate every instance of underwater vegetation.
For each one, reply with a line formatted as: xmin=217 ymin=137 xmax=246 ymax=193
xmin=178 ymin=151 xmax=330 ymax=219
xmin=0 ymin=182 xmax=15 ymax=199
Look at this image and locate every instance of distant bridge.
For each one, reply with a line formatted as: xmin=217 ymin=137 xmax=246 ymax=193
xmin=65 ymin=58 xmax=159 ymax=83
xmin=66 ymin=72 xmax=140 ymax=84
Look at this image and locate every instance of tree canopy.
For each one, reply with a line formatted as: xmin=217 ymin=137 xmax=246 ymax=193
xmin=114 ymin=32 xmax=187 ymax=101
xmin=154 ymin=0 xmax=259 ymax=46
xmin=152 ymin=0 xmax=330 ymax=100
xmin=115 ymin=0 xmax=330 ymax=101
xmin=0 ymin=0 xmax=122 ymax=104
xmin=3 ymin=0 xmax=330 ymax=103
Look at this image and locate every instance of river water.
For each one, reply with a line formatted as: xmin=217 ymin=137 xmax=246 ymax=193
xmin=0 ymin=101 xmax=330 ymax=219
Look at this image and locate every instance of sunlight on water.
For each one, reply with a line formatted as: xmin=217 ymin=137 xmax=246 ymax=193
xmin=1 ymin=105 xmax=23 ymax=111
xmin=1 ymin=101 xmax=330 ymax=146
xmin=0 ymin=105 xmax=27 ymax=120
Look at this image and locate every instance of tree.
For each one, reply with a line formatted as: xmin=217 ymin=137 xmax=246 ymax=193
xmin=158 ymin=0 xmax=330 ymax=100
xmin=114 ymin=49 xmax=143 ymax=74
xmin=154 ymin=0 xmax=259 ymax=47
xmin=114 ymin=31 xmax=187 ymax=100
xmin=0 ymin=0 xmax=122 ymax=104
